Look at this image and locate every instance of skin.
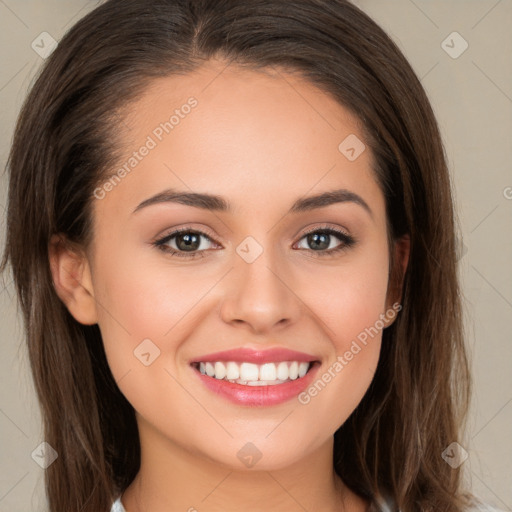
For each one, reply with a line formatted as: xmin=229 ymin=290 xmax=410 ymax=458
xmin=49 ymin=58 xmax=409 ymax=512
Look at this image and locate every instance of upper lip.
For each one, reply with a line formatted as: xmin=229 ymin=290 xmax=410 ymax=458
xmin=190 ymin=347 xmax=320 ymax=364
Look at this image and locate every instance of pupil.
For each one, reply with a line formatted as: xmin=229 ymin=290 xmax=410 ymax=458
xmin=309 ymin=232 xmax=329 ymax=250
xmin=177 ymin=233 xmax=199 ymax=251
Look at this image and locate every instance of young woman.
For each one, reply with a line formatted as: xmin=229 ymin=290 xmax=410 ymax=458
xmin=1 ymin=1 xmax=502 ymax=511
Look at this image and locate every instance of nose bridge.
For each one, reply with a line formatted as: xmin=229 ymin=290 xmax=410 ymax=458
xmin=220 ymin=236 xmax=299 ymax=333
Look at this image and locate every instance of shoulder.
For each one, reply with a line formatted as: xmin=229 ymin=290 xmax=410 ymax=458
xmin=110 ymin=497 xmax=126 ymax=512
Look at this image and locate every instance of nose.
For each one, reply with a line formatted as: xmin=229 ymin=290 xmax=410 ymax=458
xmin=219 ymin=245 xmax=301 ymax=335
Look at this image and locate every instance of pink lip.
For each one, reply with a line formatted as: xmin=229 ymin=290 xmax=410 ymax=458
xmin=190 ymin=347 xmax=319 ymax=364
xmin=192 ymin=362 xmax=320 ymax=407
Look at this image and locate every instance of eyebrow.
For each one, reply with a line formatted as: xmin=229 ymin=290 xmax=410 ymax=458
xmin=132 ymin=187 xmax=373 ymax=219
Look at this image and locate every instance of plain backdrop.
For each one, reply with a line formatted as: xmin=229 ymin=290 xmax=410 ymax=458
xmin=0 ymin=1 xmax=511 ymax=511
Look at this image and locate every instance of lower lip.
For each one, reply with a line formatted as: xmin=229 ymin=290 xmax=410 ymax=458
xmin=192 ymin=363 xmax=320 ymax=406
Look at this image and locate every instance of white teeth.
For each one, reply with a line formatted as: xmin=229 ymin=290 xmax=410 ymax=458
xmin=298 ymin=361 xmax=308 ymax=378
xmin=276 ymin=362 xmax=289 ymax=381
xmin=260 ymin=363 xmax=277 ymax=381
xmin=205 ymin=362 xmax=215 ymax=377
xmin=196 ymin=360 xmax=312 ymax=385
xmin=289 ymin=361 xmax=299 ymax=380
xmin=214 ymin=362 xmax=226 ymax=380
xmin=225 ymin=361 xmax=239 ymax=380
xmin=240 ymin=362 xmax=259 ymax=381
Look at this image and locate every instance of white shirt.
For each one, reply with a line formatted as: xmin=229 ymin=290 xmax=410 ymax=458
xmin=111 ymin=497 xmax=125 ymax=512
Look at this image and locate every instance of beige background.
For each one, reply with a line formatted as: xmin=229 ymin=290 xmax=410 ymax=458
xmin=0 ymin=1 xmax=511 ymax=511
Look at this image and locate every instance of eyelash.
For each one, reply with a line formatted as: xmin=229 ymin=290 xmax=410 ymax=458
xmin=153 ymin=225 xmax=356 ymax=259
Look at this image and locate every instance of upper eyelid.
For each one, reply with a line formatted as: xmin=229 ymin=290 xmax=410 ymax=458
xmin=157 ymin=227 xmax=218 ymax=244
xmin=300 ymin=225 xmax=350 ymax=237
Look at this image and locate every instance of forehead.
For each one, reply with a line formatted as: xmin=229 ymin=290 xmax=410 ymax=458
xmin=97 ymin=59 xmax=384 ymax=222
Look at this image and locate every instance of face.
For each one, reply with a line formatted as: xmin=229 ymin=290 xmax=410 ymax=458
xmin=71 ymin=59 xmax=406 ymax=471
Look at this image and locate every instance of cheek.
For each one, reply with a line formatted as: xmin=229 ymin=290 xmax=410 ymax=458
xmin=296 ymin=275 xmax=387 ymax=431
xmin=91 ymin=254 xmax=195 ymax=423
xmin=329 ymin=276 xmax=388 ymax=351
xmin=91 ymin=248 xmax=214 ymax=373
xmin=297 ymin=251 xmax=389 ymax=411
xmin=305 ymin=251 xmax=390 ymax=348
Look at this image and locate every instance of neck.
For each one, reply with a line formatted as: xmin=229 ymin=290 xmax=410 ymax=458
xmin=121 ymin=418 xmax=368 ymax=512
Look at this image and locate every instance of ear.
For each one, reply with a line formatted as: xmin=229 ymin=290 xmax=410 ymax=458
xmin=48 ymin=234 xmax=98 ymax=325
xmin=383 ymin=233 xmax=410 ymax=327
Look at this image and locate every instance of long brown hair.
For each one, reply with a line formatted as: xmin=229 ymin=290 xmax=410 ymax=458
xmin=1 ymin=1 xmax=475 ymax=510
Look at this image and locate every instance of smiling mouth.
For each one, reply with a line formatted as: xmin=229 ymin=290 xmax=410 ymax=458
xmin=191 ymin=360 xmax=318 ymax=386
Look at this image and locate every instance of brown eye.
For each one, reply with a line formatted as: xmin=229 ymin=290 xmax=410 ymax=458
xmin=295 ymin=227 xmax=356 ymax=257
xmin=305 ymin=232 xmax=332 ymax=251
xmin=154 ymin=228 xmax=218 ymax=258
xmin=174 ymin=232 xmax=202 ymax=252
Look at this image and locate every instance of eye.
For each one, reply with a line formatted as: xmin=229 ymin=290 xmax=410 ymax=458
xmin=152 ymin=225 xmax=356 ymax=259
xmin=294 ymin=226 xmax=356 ymax=257
xmin=153 ymin=228 xmax=219 ymax=259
